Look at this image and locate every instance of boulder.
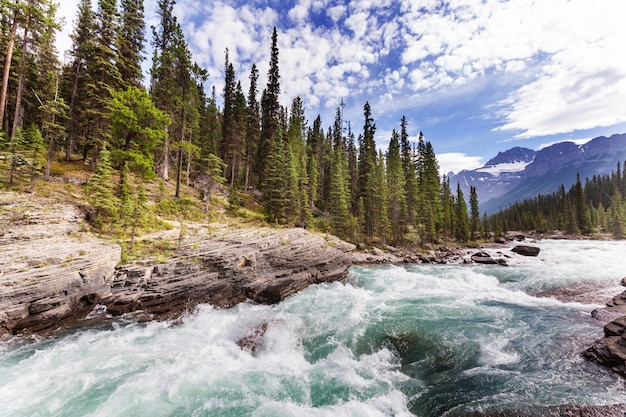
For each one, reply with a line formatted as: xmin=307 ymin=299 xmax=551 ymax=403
xmin=511 ymin=245 xmax=540 ymax=256
xmin=471 ymin=251 xmax=499 ymax=265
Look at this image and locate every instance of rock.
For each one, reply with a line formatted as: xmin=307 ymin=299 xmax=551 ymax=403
xmin=102 ymin=226 xmax=355 ymax=318
xmin=494 ymin=237 xmax=506 ymax=244
xmin=471 ymin=251 xmax=499 ymax=265
xmin=236 ymin=322 xmax=268 ymax=356
xmin=0 ymin=193 xmax=355 ymax=336
xmin=370 ymin=247 xmax=384 ymax=256
xmin=0 ymin=194 xmax=120 ymax=336
xmin=511 ymin=245 xmax=540 ymax=256
xmin=621 ymin=277 xmax=626 ymax=287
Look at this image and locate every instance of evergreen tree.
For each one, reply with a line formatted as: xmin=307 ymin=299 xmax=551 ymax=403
xmin=149 ymin=0 xmax=177 ymax=180
xmin=469 ymin=185 xmax=480 ymax=241
xmin=400 ymin=115 xmax=418 ymax=225
xmin=117 ymin=0 xmax=145 ymax=88
xmin=574 ymin=173 xmax=590 ymax=234
xmin=64 ymin=0 xmax=96 ymax=161
xmin=86 ymin=0 xmax=122 ymax=169
xmin=85 ymin=144 xmax=118 ymax=229
xmin=386 ymin=129 xmax=406 ymax=245
xmin=264 ymin=133 xmax=287 ymax=223
xmin=455 ymin=183 xmax=470 ymax=243
xmin=259 ymin=27 xmax=280 ymax=184
xmin=244 ymin=63 xmax=259 ymax=190
xmin=220 ymin=48 xmax=239 ymax=186
xmin=357 ymin=101 xmax=377 ymax=238
xmin=108 ymin=86 xmax=170 ymax=179
xmin=610 ymin=192 xmax=624 ymax=239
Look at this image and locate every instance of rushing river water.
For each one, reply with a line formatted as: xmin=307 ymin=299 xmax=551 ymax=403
xmin=2 ymin=240 xmax=626 ymax=416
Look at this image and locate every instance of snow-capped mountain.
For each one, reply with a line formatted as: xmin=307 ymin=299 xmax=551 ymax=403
xmin=448 ymin=133 xmax=626 ymax=214
xmin=448 ymin=147 xmax=536 ymax=207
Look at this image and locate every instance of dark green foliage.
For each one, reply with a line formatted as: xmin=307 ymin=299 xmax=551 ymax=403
xmin=117 ymin=0 xmax=145 ymax=88
xmin=491 ymin=165 xmax=626 ymax=239
xmin=85 ymin=144 xmax=118 ymax=229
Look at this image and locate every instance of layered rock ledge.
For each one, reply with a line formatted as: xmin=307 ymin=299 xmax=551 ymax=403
xmin=2 ymin=193 xmax=532 ymax=337
xmin=0 ymin=193 xmax=120 ymax=335
xmin=102 ymin=226 xmax=356 ymax=319
xmin=0 ymin=193 xmax=359 ymax=335
xmin=584 ymin=279 xmax=626 ymax=377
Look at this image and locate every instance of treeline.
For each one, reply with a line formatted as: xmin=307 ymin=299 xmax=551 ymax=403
xmin=489 ymin=165 xmax=626 ymax=239
xmin=0 ymin=0 xmax=480 ymax=247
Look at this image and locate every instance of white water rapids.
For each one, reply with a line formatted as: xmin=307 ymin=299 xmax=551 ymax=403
xmin=2 ymin=240 xmax=626 ymax=416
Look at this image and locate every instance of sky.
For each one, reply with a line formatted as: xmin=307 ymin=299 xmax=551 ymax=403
xmin=56 ymin=0 xmax=626 ymax=175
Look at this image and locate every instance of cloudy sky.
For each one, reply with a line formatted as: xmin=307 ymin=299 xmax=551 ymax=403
xmin=57 ymin=0 xmax=626 ymax=174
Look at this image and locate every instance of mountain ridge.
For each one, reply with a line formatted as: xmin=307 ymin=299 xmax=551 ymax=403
xmin=449 ymin=133 xmax=626 ymax=213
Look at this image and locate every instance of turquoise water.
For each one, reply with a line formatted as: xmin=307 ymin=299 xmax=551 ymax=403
xmin=2 ymin=240 xmax=626 ymax=416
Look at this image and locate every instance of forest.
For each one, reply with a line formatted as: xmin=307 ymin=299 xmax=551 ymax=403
xmin=1 ymin=0 xmax=624 ymax=253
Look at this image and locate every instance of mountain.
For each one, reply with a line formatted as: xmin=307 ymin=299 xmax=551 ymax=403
xmin=448 ymin=133 xmax=626 ymax=214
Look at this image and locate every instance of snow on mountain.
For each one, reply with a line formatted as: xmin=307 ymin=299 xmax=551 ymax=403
xmin=448 ymin=134 xmax=626 ymax=214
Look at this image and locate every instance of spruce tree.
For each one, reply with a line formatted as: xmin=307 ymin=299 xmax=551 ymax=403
xmin=244 ymin=63 xmax=260 ymax=190
xmin=117 ymin=0 xmax=145 ymax=88
xmin=259 ymin=27 xmax=280 ymax=184
xmin=470 ymin=186 xmax=480 ymax=241
xmin=357 ymin=101 xmax=377 ymax=238
xmin=85 ymin=144 xmax=118 ymax=230
xmin=455 ymin=183 xmax=470 ymax=243
xmin=386 ymin=129 xmax=406 ymax=245
xmin=65 ymin=0 xmax=96 ymax=161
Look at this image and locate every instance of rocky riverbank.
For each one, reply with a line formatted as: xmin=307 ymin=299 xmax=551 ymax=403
xmin=583 ymin=278 xmax=626 ymax=377
xmin=0 ymin=193 xmax=537 ymax=337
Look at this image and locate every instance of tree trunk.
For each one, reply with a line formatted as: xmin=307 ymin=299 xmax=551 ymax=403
xmin=159 ymin=126 xmax=170 ymax=181
xmin=0 ymin=10 xmax=19 ymax=130
xmin=10 ymin=8 xmax=30 ymax=142
xmin=66 ymin=62 xmax=82 ymax=161
xmin=174 ymin=107 xmax=185 ymax=198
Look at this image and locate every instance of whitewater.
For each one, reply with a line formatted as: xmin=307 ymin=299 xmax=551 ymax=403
xmin=2 ymin=240 xmax=626 ymax=416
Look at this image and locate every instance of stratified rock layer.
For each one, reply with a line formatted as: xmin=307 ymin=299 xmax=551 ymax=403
xmin=0 ymin=193 xmax=120 ymax=335
xmin=584 ymin=282 xmax=626 ymax=377
xmin=102 ymin=227 xmax=355 ymax=318
xmin=0 ymin=193 xmax=355 ymax=335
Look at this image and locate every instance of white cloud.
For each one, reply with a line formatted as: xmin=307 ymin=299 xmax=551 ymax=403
xmin=327 ymin=5 xmax=346 ymax=22
xmin=438 ymin=153 xmax=484 ymax=175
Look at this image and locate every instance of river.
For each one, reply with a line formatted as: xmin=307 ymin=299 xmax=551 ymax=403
xmin=2 ymin=240 xmax=626 ymax=416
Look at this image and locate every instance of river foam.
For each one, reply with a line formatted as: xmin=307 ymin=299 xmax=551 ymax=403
xmin=2 ymin=240 xmax=626 ymax=416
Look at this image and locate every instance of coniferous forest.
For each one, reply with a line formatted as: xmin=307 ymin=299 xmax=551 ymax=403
xmin=1 ymin=0 xmax=624 ymax=252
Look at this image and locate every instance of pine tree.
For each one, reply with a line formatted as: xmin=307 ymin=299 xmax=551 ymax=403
xmin=400 ymin=116 xmax=418 ymax=225
xmin=455 ymin=183 xmax=470 ymax=243
xmin=220 ymin=48 xmax=239 ymax=186
xmin=264 ymin=134 xmax=287 ymax=223
xmin=574 ymin=173 xmax=590 ymax=234
xmin=149 ymin=0 xmax=177 ymax=180
xmin=470 ymin=185 xmax=480 ymax=241
xmin=386 ymin=129 xmax=406 ymax=245
xmin=259 ymin=27 xmax=280 ymax=184
xmin=85 ymin=144 xmax=118 ymax=229
xmin=117 ymin=0 xmax=145 ymax=88
xmin=108 ymin=86 xmax=170 ymax=179
xmin=610 ymin=192 xmax=624 ymax=239
xmin=244 ymin=63 xmax=260 ymax=190
xmin=20 ymin=125 xmax=44 ymax=192
xmin=357 ymin=101 xmax=377 ymax=238
xmin=86 ymin=0 xmax=122 ymax=169
xmin=65 ymin=0 xmax=96 ymax=161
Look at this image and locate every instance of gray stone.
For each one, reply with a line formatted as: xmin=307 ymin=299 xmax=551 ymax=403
xmin=511 ymin=245 xmax=540 ymax=256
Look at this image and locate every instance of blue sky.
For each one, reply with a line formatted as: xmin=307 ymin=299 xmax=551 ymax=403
xmin=57 ymin=0 xmax=626 ymax=174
